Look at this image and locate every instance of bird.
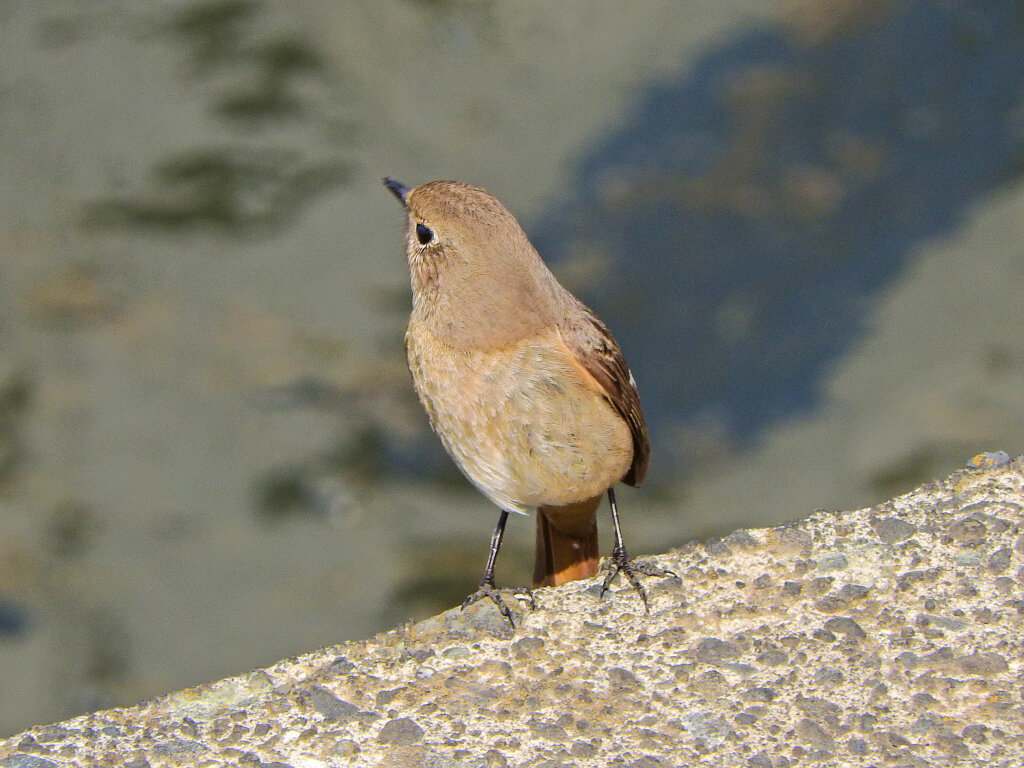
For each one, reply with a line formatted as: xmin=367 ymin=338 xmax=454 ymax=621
xmin=383 ymin=177 xmax=667 ymax=624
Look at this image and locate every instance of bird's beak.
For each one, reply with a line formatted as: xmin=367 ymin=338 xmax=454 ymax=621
xmin=383 ymin=177 xmax=410 ymax=204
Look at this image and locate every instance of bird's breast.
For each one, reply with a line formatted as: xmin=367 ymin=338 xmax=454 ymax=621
xmin=404 ymin=322 xmax=633 ymax=512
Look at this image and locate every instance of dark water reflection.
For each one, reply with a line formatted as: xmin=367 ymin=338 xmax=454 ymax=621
xmin=86 ymin=146 xmax=349 ymax=235
xmin=83 ymin=0 xmax=350 ymax=235
xmin=532 ymin=0 xmax=1024 ymax=479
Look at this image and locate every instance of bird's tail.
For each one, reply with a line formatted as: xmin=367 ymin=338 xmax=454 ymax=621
xmin=533 ymin=495 xmax=602 ymax=587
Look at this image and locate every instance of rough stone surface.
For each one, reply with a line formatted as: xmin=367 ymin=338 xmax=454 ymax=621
xmin=2 ymin=460 xmax=1024 ymax=766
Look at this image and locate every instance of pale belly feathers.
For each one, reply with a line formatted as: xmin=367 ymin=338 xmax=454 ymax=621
xmin=405 ymin=324 xmax=633 ymax=514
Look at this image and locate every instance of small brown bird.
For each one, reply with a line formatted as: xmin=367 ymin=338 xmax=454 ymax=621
xmin=384 ymin=178 xmax=666 ymax=623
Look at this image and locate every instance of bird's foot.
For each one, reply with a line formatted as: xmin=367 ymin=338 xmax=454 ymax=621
xmin=600 ymin=545 xmax=677 ymax=611
xmin=461 ymin=579 xmax=536 ymax=627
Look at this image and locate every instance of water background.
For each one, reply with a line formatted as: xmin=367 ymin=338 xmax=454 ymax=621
xmin=0 ymin=0 xmax=1022 ymax=735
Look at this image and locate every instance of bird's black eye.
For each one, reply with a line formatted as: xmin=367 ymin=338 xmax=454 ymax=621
xmin=415 ymin=222 xmax=434 ymax=245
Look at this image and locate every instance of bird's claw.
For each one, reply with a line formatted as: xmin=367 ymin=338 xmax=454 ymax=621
xmin=461 ymin=580 xmax=536 ymax=627
xmin=600 ymin=545 xmax=676 ymax=611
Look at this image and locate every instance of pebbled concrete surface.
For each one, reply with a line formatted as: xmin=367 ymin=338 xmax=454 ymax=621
xmin=1 ymin=455 xmax=1022 ymax=767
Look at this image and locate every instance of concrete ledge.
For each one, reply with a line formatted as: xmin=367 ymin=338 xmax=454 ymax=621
xmin=2 ymin=457 xmax=1022 ymax=766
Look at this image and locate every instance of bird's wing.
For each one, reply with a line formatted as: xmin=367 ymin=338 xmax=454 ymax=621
xmin=558 ymin=306 xmax=650 ymax=487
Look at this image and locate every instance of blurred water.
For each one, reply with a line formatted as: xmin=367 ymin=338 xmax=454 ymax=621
xmin=532 ymin=0 xmax=1024 ymax=476
xmin=0 ymin=0 xmax=1022 ymax=738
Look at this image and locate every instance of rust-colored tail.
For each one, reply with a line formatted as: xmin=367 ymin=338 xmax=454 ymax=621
xmin=533 ymin=495 xmax=602 ymax=587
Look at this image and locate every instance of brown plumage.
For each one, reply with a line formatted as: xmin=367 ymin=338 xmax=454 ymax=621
xmin=384 ymin=177 xmax=664 ymax=624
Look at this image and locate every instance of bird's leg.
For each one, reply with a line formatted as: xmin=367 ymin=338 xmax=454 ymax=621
xmin=600 ymin=487 xmax=676 ymax=609
xmin=461 ymin=509 xmax=536 ymax=626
